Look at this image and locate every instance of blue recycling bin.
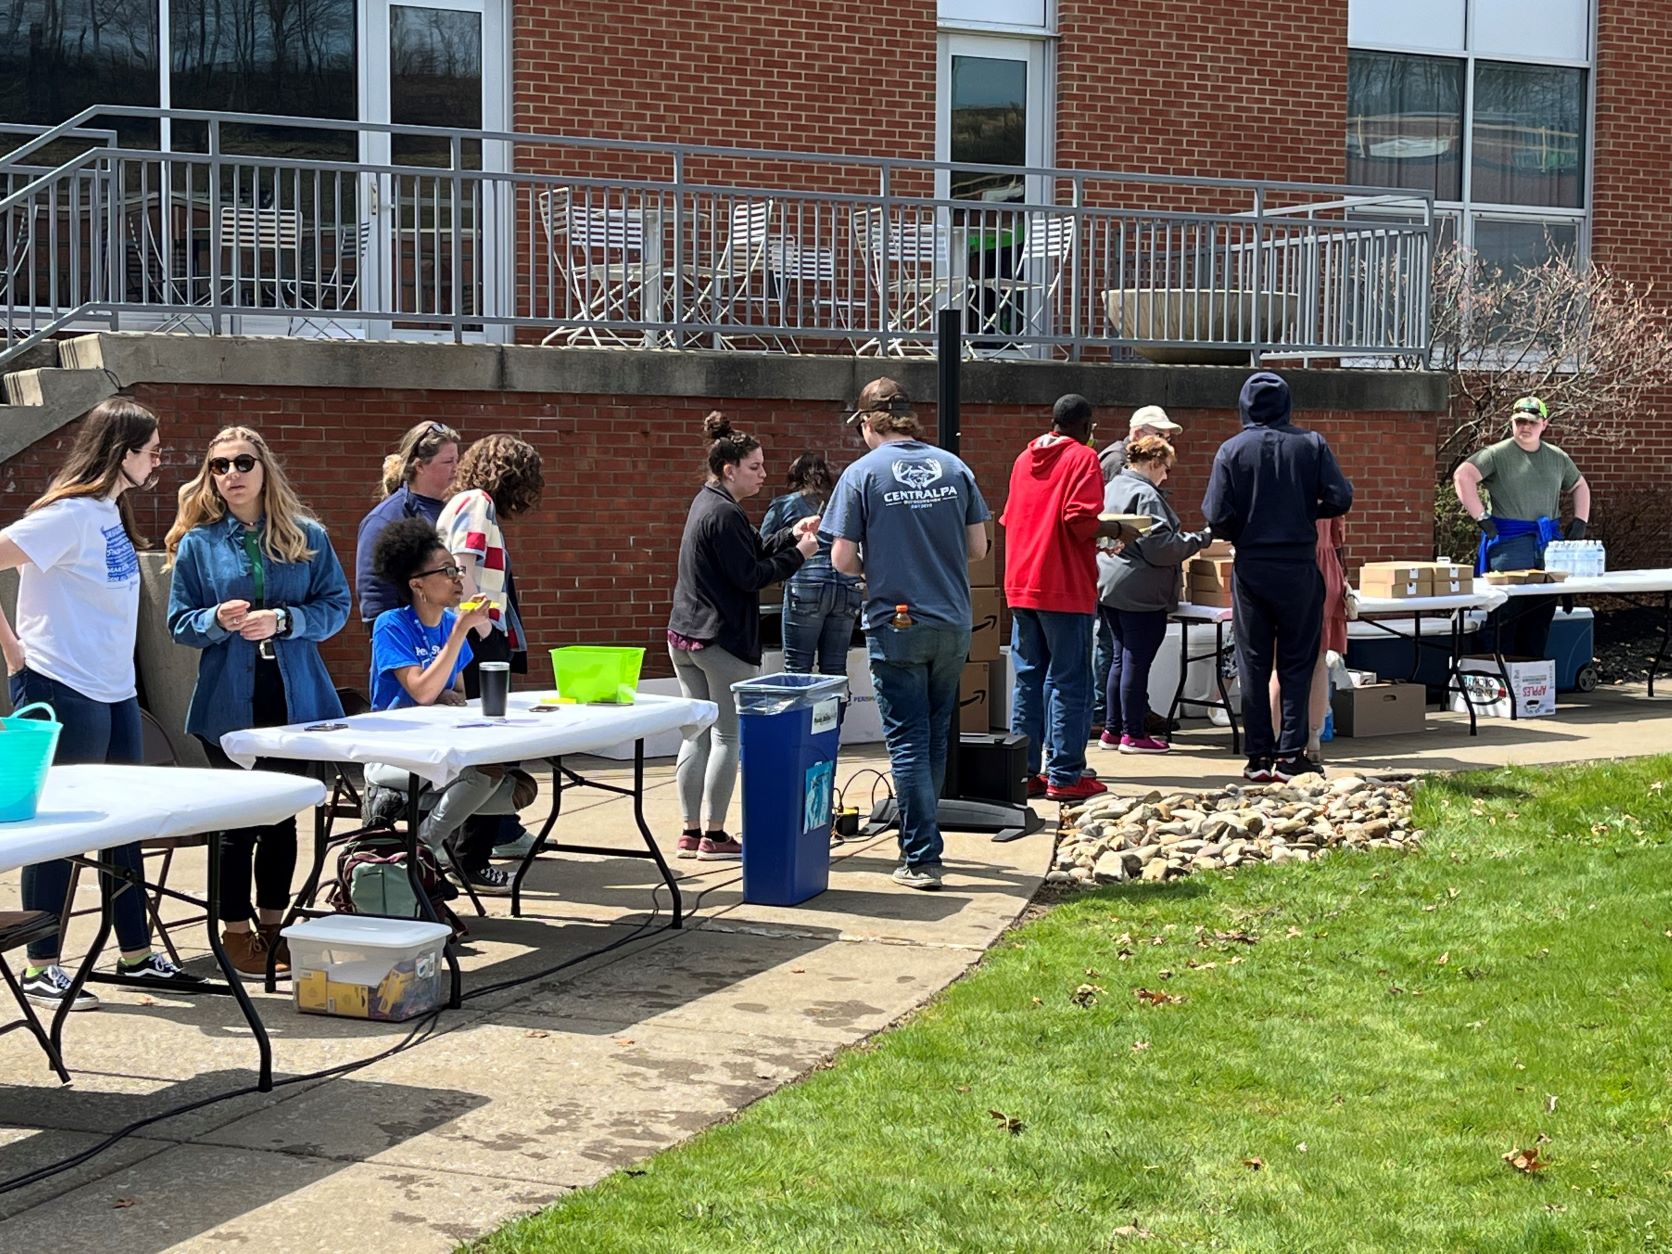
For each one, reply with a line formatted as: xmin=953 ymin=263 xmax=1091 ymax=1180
xmin=732 ymin=672 xmax=846 ymax=906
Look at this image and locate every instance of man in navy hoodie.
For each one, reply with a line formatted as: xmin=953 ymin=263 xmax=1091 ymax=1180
xmin=1202 ymin=372 xmax=1354 ymax=783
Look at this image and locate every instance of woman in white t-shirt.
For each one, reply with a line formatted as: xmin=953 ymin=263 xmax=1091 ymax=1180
xmin=0 ymin=398 xmax=205 ymax=1011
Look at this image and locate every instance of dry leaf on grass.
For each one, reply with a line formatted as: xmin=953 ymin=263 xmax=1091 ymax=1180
xmin=523 ymin=1029 xmax=549 ymax=1039
xmin=1111 ymin=1223 xmax=1155 ymax=1240
xmin=1133 ymin=988 xmax=1185 ymax=1006
xmin=1071 ymin=983 xmax=1105 ymax=1008
xmin=987 ymin=1109 xmax=1025 ymax=1135
xmin=1503 ymin=1145 xmax=1550 ymax=1174
xmin=1546 ymin=1094 xmax=1559 ymax=1114
xmin=1435 ymin=952 xmax=1450 ymax=966
xmin=1242 ymin=1157 xmax=1264 ymax=1171
xmin=1131 ymin=1040 xmax=1151 ymax=1053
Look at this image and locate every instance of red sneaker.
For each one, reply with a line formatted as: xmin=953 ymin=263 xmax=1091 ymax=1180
xmin=675 ymin=833 xmax=702 ymax=859
xmin=1047 ymin=775 xmax=1108 ymax=802
xmin=697 ymin=834 xmax=743 ymax=861
xmin=1119 ymin=735 xmax=1171 ymax=755
xmin=1098 ymin=730 xmax=1121 ymax=751
xmin=1026 ymin=774 xmax=1048 ymax=798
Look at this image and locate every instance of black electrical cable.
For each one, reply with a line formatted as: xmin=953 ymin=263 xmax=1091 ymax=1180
xmin=0 ymin=881 xmax=679 ymax=1197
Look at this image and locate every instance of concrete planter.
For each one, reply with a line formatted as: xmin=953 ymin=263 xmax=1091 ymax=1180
xmin=1102 ymin=289 xmax=1303 ymax=364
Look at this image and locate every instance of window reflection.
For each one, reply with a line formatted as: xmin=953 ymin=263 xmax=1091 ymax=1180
xmin=1471 ymin=61 xmax=1585 ymax=209
xmin=0 ymin=0 xmax=159 ymax=150
xmin=950 ymin=54 xmax=1026 ymax=203
xmin=391 ymin=5 xmax=483 ymax=169
xmin=1346 ymin=51 xmax=1464 ymax=200
xmin=1472 ymin=218 xmax=1578 ymax=273
xmin=170 ymin=0 xmax=356 ymax=159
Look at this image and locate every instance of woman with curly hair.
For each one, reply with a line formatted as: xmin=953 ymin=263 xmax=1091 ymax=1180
xmin=668 ymin=412 xmax=818 ymax=859
xmin=166 ymin=426 xmax=351 ymax=975
xmin=436 ymin=434 xmax=544 ymax=692
xmin=0 ymin=398 xmax=204 ymax=1008
xmin=363 ymin=517 xmax=522 ymax=893
xmin=354 ymin=421 xmax=462 ymax=626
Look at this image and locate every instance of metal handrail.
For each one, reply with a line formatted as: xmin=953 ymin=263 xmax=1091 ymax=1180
xmin=2 ymin=105 xmax=1435 ymax=368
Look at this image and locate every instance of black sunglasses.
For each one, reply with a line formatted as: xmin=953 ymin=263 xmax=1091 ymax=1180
xmin=209 ymin=454 xmax=260 ymax=476
xmin=414 ymin=563 xmax=464 ymax=579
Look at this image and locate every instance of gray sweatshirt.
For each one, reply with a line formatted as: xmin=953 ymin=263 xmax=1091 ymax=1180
xmin=1096 ymin=468 xmax=1211 ymax=612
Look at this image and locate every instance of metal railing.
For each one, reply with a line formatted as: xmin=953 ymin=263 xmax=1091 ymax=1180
xmin=1 ymin=106 xmax=1435 ymax=369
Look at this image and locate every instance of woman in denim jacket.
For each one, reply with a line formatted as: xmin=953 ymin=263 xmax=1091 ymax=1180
xmin=165 ymin=427 xmax=351 ymax=976
xmin=759 ymin=452 xmax=862 ymax=676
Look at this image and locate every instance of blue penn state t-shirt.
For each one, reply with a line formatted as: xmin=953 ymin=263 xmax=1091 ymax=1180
xmin=822 ymin=439 xmax=989 ymax=632
xmin=370 ymin=606 xmax=473 ymax=711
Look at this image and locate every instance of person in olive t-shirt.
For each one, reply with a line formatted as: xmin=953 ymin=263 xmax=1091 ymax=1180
xmin=1453 ymin=395 xmax=1592 ymax=658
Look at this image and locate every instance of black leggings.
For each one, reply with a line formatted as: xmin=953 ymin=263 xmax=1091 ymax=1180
xmin=200 ymin=655 xmax=299 ymax=924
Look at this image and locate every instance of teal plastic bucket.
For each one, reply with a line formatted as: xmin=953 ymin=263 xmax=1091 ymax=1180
xmin=0 ymin=702 xmax=62 ymax=823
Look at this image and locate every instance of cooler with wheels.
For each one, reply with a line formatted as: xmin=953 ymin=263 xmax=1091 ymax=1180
xmin=731 ymin=673 xmax=846 ymax=906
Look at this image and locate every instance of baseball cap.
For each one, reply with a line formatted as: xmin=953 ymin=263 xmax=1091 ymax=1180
xmin=1129 ymin=405 xmax=1182 ymax=433
xmin=1511 ymin=396 xmax=1549 ymax=421
xmin=846 ymin=378 xmax=914 ymax=426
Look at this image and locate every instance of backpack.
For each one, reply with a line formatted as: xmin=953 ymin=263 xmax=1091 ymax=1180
xmin=327 ymin=833 xmax=466 ymax=938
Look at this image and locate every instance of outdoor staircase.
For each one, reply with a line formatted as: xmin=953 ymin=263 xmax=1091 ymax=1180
xmin=0 ymin=337 xmax=120 ymax=462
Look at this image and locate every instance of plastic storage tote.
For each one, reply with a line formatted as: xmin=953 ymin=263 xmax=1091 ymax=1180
xmin=281 ymin=915 xmax=452 ymax=1022
xmin=731 ymin=673 xmax=846 ymax=906
xmin=550 ymin=646 xmax=645 ymax=703
xmin=0 ymin=702 xmax=62 ymax=823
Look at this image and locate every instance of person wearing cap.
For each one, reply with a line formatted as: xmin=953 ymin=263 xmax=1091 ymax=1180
xmin=824 ymin=378 xmax=991 ymax=891
xmin=1001 ymin=395 xmax=1137 ymax=802
xmin=1202 ymin=372 xmax=1354 ymax=784
xmin=1100 ymin=405 xmax=1183 ymax=484
xmin=1095 ymin=404 xmax=1183 ymax=741
xmin=1453 ymin=396 xmax=1590 ymax=658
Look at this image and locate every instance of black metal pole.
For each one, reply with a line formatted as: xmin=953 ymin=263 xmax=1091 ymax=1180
xmin=939 ymin=308 xmax=963 ymax=802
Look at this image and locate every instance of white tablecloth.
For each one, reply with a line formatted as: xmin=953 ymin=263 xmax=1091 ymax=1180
xmin=1172 ymin=602 xmax=1235 ymax=623
xmin=1487 ymin=569 xmax=1672 ymax=597
xmin=0 ymin=765 xmax=325 ymax=873
xmin=1355 ymin=588 xmax=1507 ymax=616
xmin=220 ymin=690 xmax=719 ymax=788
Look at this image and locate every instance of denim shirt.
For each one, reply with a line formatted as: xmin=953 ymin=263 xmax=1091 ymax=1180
xmin=167 ymin=515 xmax=351 ymax=742
xmin=760 ymin=491 xmax=857 ymax=588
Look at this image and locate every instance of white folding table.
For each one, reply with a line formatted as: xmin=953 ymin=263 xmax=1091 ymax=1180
xmin=1489 ymin=569 xmax=1672 ymax=697
xmin=221 ymin=691 xmax=718 ymax=1006
xmin=0 ymin=765 xmax=325 ymax=1090
xmin=1167 ymin=603 xmax=1239 ymax=752
xmin=1350 ymin=588 xmax=1508 ymax=736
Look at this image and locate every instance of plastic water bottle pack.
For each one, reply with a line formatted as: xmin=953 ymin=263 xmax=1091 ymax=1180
xmin=1543 ymin=540 xmax=1606 ymax=577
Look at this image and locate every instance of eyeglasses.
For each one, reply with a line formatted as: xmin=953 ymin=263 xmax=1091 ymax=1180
xmin=414 ymin=563 xmax=464 ymax=580
xmin=1511 ymin=416 xmax=1542 ymax=426
xmin=208 ymin=454 xmax=260 ymax=476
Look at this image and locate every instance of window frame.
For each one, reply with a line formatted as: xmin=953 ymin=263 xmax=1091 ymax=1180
xmin=1348 ymin=0 xmax=1597 ymax=269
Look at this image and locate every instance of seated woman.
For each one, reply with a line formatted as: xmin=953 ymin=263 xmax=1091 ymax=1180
xmin=365 ymin=517 xmax=522 ymax=894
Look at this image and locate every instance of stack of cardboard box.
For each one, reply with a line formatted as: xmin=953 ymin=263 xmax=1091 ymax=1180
xmin=1483 ymin=569 xmax=1570 ymax=586
xmin=963 ymin=525 xmax=1002 ymax=732
xmin=1181 ymin=541 xmax=1235 ymax=609
xmin=1356 ymin=560 xmax=1469 ymax=599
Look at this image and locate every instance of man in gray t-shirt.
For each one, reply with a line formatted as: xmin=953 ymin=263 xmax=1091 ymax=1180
xmin=823 ymin=378 xmax=990 ymax=891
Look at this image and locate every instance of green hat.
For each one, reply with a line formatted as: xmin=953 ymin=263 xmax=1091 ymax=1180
xmin=1511 ymin=396 xmax=1549 ymax=420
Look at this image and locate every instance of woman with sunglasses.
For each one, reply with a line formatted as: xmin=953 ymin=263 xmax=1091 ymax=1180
xmin=165 ymin=428 xmax=351 ymax=976
xmin=354 ymin=421 xmax=462 ymax=627
xmin=364 ymin=517 xmax=520 ymax=894
xmin=0 ymin=398 xmax=204 ymax=1010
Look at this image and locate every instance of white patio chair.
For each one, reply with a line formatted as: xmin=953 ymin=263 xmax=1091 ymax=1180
xmin=218 ymin=205 xmax=303 ymax=310
xmin=853 ymin=206 xmax=953 ymax=356
xmin=290 ymin=219 xmax=375 ymax=338
xmin=765 ymin=239 xmax=867 ymax=348
xmin=678 ymin=197 xmax=776 ymax=346
xmin=0 ymin=215 xmax=29 ymax=308
xmin=983 ymin=212 xmax=1079 ymax=355
xmin=537 ymin=187 xmax=658 ymax=347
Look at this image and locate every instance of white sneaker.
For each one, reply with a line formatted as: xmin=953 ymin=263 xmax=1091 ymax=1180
xmin=21 ymin=964 xmax=100 ymax=1011
xmin=491 ymin=827 xmax=540 ymax=860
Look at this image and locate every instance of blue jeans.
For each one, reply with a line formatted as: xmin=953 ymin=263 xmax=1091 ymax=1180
xmin=1009 ymin=609 xmax=1094 ymax=787
xmin=782 ymin=581 xmax=862 ymax=676
xmin=1102 ymin=607 xmax=1168 ymax=739
xmin=866 ymin=624 xmax=970 ymax=869
xmin=1094 ymin=612 xmax=1117 ymax=729
xmin=9 ymin=668 xmax=150 ymax=961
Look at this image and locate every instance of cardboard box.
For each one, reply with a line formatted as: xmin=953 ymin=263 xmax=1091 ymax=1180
xmin=1359 ymin=573 xmax=1434 ymax=599
xmin=1183 ymin=584 xmax=1234 ymax=609
xmin=959 ymin=661 xmax=990 ymax=733
xmin=1484 ymin=569 xmax=1569 ymax=586
xmin=968 ymin=586 xmax=1003 ymax=662
xmin=968 ymin=526 xmax=996 ymax=588
xmin=1331 ymin=680 xmax=1426 ymax=737
xmin=988 ymin=652 xmax=1011 ymax=731
xmin=1198 ymin=540 xmax=1234 ymax=559
xmin=1186 ymin=555 xmax=1235 ymax=585
xmin=1360 ymin=562 xmax=1430 ymax=583
xmin=1449 ymin=656 xmax=1557 ymax=719
xmin=760 ymin=581 xmax=783 ymax=607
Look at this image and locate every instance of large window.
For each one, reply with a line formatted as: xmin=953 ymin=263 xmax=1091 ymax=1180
xmin=0 ymin=0 xmax=160 ymax=149
xmin=1347 ymin=0 xmax=1591 ymax=271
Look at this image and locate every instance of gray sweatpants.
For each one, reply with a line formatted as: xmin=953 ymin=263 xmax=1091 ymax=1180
xmin=365 ymin=762 xmax=520 ymax=854
xmin=668 ymin=643 xmax=757 ymax=831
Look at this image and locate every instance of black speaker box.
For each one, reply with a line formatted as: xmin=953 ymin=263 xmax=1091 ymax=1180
xmin=956 ymin=733 xmax=1029 ymax=805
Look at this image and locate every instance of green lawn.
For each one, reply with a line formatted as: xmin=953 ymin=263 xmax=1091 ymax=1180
xmin=476 ymin=759 xmax=1672 ymax=1253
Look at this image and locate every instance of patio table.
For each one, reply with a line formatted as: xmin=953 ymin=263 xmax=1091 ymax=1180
xmin=221 ymin=691 xmax=718 ymax=1006
xmin=1 ymin=765 xmax=325 ymax=1090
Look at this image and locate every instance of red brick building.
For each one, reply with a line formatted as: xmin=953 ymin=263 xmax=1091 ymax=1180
xmin=2 ymin=0 xmax=1666 ymax=685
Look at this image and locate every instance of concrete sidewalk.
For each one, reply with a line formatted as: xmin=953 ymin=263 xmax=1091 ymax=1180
xmin=0 ymin=683 xmax=1667 ymax=1250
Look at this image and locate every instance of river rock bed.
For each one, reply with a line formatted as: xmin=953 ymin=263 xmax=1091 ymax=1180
xmin=1049 ymin=774 xmax=1422 ymax=888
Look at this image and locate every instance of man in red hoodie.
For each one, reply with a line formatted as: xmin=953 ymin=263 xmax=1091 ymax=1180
xmin=1002 ymin=395 xmax=1130 ymax=802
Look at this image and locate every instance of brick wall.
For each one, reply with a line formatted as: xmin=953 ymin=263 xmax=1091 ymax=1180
xmin=0 ymin=386 xmax=1435 ymax=692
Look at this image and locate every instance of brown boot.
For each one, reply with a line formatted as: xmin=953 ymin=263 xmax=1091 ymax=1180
xmin=220 ymin=927 xmax=287 ymax=979
xmin=258 ymin=923 xmax=291 ymax=969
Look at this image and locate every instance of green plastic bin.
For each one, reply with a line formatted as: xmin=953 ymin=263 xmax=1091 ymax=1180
xmin=0 ymin=702 xmax=62 ymax=823
xmin=550 ymin=646 xmax=646 ymax=704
